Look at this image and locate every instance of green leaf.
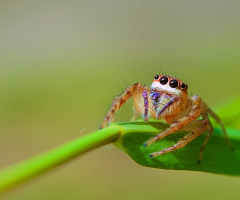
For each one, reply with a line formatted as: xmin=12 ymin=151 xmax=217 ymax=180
xmin=114 ymin=120 xmax=240 ymax=176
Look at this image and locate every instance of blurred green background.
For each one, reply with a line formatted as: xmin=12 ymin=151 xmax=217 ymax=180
xmin=0 ymin=1 xmax=240 ymax=199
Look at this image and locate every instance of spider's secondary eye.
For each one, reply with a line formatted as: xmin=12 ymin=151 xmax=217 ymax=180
xmin=180 ymin=83 xmax=187 ymax=89
xmin=159 ymin=76 xmax=168 ymax=85
xmin=154 ymin=75 xmax=159 ymax=80
xmin=169 ymin=79 xmax=178 ymax=88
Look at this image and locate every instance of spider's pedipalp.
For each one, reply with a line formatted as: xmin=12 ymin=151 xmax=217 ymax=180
xmin=142 ymin=90 xmax=149 ymax=121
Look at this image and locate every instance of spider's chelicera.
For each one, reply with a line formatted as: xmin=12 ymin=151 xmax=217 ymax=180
xmin=100 ymin=74 xmax=232 ymax=162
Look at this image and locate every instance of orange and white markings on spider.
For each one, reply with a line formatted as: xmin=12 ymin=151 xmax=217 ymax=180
xmin=100 ymin=74 xmax=233 ymax=163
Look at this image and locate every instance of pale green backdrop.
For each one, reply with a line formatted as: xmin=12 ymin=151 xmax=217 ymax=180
xmin=0 ymin=1 xmax=240 ymax=200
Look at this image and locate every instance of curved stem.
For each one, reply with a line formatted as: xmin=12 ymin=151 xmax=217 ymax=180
xmin=0 ymin=125 xmax=122 ymax=194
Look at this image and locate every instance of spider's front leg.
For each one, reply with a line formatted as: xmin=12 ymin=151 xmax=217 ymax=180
xmin=144 ymin=105 xmax=201 ymax=147
xmin=145 ymin=105 xmax=209 ymax=162
xmin=149 ymin=119 xmax=208 ymax=160
xmin=100 ymin=83 xmax=144 ymax=129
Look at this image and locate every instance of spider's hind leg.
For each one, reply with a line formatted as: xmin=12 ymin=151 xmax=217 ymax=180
xmin=130 ymin=111 xmax=139 ymax=121
xmin=177 ymin=118 xmax=213 ymax=162
xmin=198 ymin=119 xmax=213 ymax=163
xmin=207 ymin=109 xmax=233 ymax=150
xmin=192 ymin=95 xmax=233 ymax=151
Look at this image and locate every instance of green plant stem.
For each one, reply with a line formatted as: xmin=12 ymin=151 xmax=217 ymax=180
xmin=0 ymin=125 xmax=122 ymax=194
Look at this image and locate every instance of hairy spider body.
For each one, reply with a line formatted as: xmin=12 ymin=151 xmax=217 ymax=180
xmin=101 ymin=75 xmax=232 ymax=162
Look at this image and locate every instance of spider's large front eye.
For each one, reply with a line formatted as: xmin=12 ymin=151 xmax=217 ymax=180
xmin=159 ymin=76 xmax=168 ymax=85
xmin=169 ymin=79 xmax=178 ymax=88
xmin=154 ymin=75 xmax=159 ymax=80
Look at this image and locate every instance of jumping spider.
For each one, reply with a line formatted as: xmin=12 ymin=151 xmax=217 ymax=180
xmin=101 ymin=74 xmax=232 ymax=162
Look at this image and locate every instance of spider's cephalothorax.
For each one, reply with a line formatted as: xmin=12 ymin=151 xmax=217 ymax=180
xmin=100 ymin=75 xmax=232 ymax=162
xmin=147 ymin=75 xmax=189 ymax=123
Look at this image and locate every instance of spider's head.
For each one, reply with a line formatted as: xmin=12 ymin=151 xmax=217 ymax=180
xmin=151 ymin=75 xmax=188 ymax=96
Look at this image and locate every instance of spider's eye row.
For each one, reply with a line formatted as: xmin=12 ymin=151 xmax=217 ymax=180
xmin=159 ymin=76 xmax=168 ymax=85
xmin=158 ymin=76 xmax=187 ymax=90
xmin=169 ymin=79 xmax=178 ymax=88
xmin=180 ymin=82 xmax=187 ymax=89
